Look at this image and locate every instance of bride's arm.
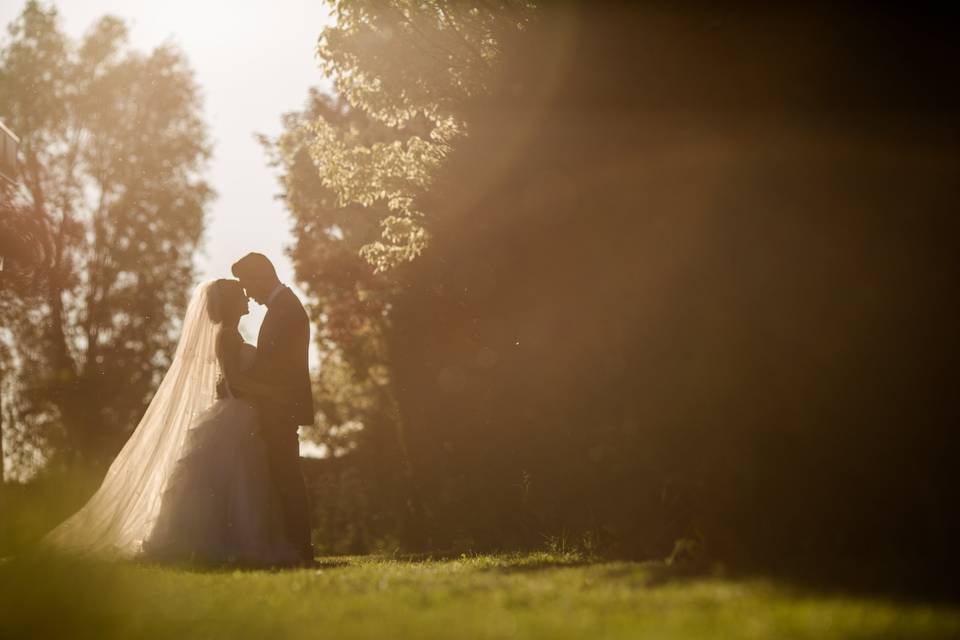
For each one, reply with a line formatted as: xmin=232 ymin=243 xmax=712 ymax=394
xmin=217 ymin=330 xmax=292 ymax=403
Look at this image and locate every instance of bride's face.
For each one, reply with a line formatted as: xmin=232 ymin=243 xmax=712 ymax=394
xmin=231 ymin=288 xmax=250 ymax=318
xmin=219 ymin=283 xmax=249 ymax=322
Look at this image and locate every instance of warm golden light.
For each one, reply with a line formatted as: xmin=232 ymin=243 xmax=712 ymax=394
xmin=1 ymin=2 xmax=958 ymax=636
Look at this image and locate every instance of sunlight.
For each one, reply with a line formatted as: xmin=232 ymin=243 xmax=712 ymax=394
xmin=2 ymin=3 xmax=957 ymax=630
xmin=120 ymin=0 xmax=263 ymax=54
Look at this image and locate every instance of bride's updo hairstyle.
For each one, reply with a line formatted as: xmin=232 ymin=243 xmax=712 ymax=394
xmin=206 ymin=279 xmax=243 ymax=325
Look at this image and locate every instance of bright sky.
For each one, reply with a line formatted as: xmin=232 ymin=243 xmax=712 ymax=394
xmin=0 ymin=0 xmax=333 ymax=344
xmin=0 ymin=0 xmax=335 ymax=459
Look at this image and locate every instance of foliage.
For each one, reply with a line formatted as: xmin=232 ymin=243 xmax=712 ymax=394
xmin=261 ymin=90 xmax=417 ymax=549
xmin=2 ymin=553 xmax=958 ymax=639
xmin=1 ymin=177 xmax=51 ymax=477
xmin=274 ymin=5 xmax=960 ymax=592
xmin=266 ymin=0 xmax=540 ymax=554
xmin=380 ymin=2 xmax=960 ymax=588
xmin=311 ymin=0 xmax=535 ymax=271
xmin=0 ymin=179 xmax=49 ymax=285
xmin=0 ymin=1 xmax=213 ymax=472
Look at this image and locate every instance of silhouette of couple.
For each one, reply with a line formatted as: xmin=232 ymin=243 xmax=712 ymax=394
xmin=45 ymin=254 xmax=315 ymax=567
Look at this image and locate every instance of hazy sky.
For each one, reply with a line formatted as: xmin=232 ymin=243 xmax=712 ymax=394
xmin=0 ymin=0 xmax=333 ymax=344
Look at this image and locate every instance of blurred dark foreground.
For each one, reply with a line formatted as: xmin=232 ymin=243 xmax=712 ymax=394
xmin=5 ymin=2 xmax=959 ymax=602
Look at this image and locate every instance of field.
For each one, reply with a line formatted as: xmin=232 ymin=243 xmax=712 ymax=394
xmin=1 ymin=552 xmax=957 ymax=639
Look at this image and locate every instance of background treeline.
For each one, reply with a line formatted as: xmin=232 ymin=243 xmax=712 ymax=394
xmin=1 ymin=1 xmax=211 ymax=547
xmin=276 ymin=3 xmax=959 ymax=594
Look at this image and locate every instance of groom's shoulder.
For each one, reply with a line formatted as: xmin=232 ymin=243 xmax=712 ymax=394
xmin=278 ymin=286 xmax=308 ymax=319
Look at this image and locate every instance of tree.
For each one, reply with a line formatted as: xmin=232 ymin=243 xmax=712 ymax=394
xmin=1 ymin=171 xmax=52 ymax=480
xmin=284 ymin=4 xmax=959 ymax=585
xmin=262 ymin=90 xmax=418 ymax=550
xmin=386 ymin=3 xmax=960 ymax=591
xmin=269 ymin=0 xmax=537 ymax=548
xmin=311 ymin=0 xmax=535 ymax=271
xmin=0 ymin=2 xmax=213 ymax=472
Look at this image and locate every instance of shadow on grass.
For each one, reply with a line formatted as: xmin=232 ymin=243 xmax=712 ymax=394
xmin=366 ymin=550 xmax=597 ymax=574
xmin=482 ymin=558 xmax=596 ymax=574
xmin=6 ymin=540 xmax=958 ymax=606
xmin=0 ymin=546 xmax=354 ymax=576
xmin=749 ymin=563 xmax=960 ymax=607
xmin=130 ymin=556 xmax=355 ymax=574
xmin=593 ymin=559 xmax=715 ymax=587
xmin=607 ymin=557 xmax=960 ymax=607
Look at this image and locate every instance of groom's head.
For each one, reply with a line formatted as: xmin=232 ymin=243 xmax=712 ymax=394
xmin=231 ymin=252 xmax=280 ymax=305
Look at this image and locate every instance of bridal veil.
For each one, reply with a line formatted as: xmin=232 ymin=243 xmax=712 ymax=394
xmin=44 ymin=281 xmax=221 ymax=556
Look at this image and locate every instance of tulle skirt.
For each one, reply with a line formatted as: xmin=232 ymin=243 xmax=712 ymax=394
xmin=141 ymin=398 xmax=299 ymax=567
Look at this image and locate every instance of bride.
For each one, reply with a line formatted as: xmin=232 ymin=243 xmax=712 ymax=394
xmin=44 ymin=279 xmax=299 ymax=566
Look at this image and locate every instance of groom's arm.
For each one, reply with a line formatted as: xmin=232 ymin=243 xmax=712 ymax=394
xmin=219 ymin=332 xmax=291 ymax=404
xmin=254 ymin=297 xmax=310 ymax=422
xmin=225 ymin=372 xmax=292 ymax=404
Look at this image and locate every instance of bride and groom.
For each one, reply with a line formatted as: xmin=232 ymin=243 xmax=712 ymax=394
xmin=44 ymin=253 xmax=315 ymax=567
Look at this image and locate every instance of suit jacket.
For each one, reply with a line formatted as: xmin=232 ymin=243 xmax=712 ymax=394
xmin=250 ymin=286 xmax=315 ymax=428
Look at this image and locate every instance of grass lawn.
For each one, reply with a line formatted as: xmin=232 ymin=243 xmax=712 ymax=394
xmin=0 ymin=552 xmax=957 ymax=639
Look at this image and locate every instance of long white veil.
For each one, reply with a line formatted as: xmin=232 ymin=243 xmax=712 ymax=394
xmin=44 ymin=281 xmax=221 ymax=557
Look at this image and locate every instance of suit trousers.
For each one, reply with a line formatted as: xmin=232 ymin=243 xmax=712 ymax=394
xmin=260 ymin=422 xmax=313 ymax=561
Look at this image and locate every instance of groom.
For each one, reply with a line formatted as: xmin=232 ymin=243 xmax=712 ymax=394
xmin=230 ymin=252 xmax=314 ymax=564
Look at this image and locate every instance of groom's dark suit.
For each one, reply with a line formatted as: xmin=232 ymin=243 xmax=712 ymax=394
xmin=249 ymin=285 xmax=314 ymax=561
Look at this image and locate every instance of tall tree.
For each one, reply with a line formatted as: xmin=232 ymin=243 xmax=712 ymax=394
xmin=385 ymin=2 xmax=960 ymax=586
xmin=265 ymin=0 xmax=537 ymax=547
xmin=1 ymin=171 xmax=51 ymax=480
xmin=262 ymin=90 xmax=416 ymax=550
xmin=0 ymin=2 xmax=213 ymax=472
xmin=312 ymin=0 xmax=535 ymax=271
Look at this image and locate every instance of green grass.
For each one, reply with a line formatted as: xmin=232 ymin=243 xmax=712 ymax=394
xmin=1 ymin=552 xmax=957 ymax=639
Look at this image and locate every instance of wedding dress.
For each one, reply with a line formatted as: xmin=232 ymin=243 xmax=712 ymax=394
xmin=141 ymin=336 xmax=298 ymax=566
xmin=44 ymin=281 xmax=298 ymax=566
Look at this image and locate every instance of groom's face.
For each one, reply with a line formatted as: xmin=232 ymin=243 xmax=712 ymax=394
xmin=237 ymin=275 xmax=269 ymax=305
